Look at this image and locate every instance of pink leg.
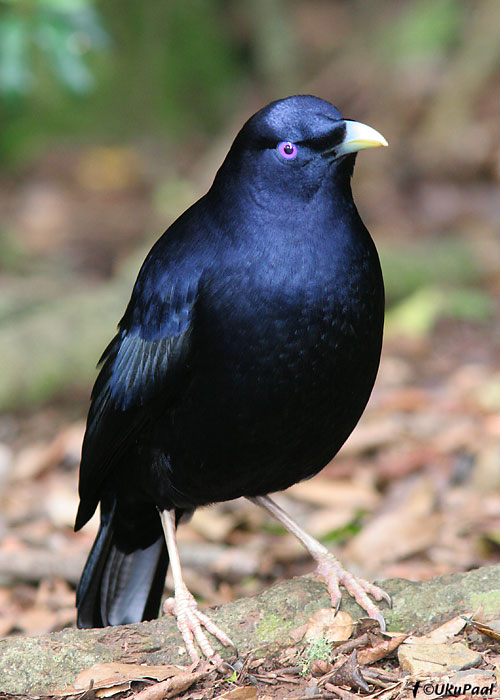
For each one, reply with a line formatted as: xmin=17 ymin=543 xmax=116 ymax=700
xmin=160 ymin=510 xmax=235 ymax=666
xmin=249 ymin=495 xmax=390 ymax=631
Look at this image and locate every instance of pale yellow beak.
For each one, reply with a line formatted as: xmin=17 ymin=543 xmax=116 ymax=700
xmin=337 ymin=120 xmax=388 ymax=156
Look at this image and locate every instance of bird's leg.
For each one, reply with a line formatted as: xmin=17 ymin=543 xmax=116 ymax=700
xmin=248 ymin=495 xmax=390 ymax=631
xmin=160 ymin=509 xmax=234 ymax=666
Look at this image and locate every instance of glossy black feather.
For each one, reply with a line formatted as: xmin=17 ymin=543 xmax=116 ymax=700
xmin=76 ymin=95 xmax=384 ymax=628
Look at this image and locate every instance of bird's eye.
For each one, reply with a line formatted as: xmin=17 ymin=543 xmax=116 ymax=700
xmin=277 ymin=141 xmax=298 ymax=160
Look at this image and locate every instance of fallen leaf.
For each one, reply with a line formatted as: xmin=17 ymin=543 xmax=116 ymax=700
xmin=311 ymin=658 xmax=333 ymax=675
xmin=0 ymin=612 xmax=17 ymax=637
xmin=307 ymin=507 xmax=363 ymax=538
xmin=463 ymin=616 xmax=500 ymax=642
xmin=289 ymin=623 xmax=308 ymax=642
xmin=287 ymin=478 xmax=379 ymax=509
xmin=131 ymin=671 xmax=206 ymax=700
xmin=334 ymin=632 xmax=372 ymax=656
xmin=214 ymin=687 xmax=257 ymax=700
xmin=357 ymin=634 xmax=407 ymax=665
xmin=363 ymin=681 xmax=404 ymax=700
xmin=345 ymin=476 xmax=439 ymax=569
xmin=324 ymin=683 xmax=360 ymax=700
xmin=16 ymin=605 xmax=60 ymax=636
xmin=408 ymin=616 xmax=466 ymax=644
xmin=190 ymin=508 xmax=237 ymax=542
xmin=12 ymin=423 xmax=84 ymax=481
xmin=73 ymin=662 xmax=185 ymax=690
xmin=97 ymin=682 xmax=130 ymax=698
xmin=304 ymin=609 xmax=354 ymax=643
xmin=340 ymin=416 xmax=403 ymax=456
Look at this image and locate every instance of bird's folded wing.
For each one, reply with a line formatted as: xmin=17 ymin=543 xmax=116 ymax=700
xmin=75 ymin=273 xmax=199 ymax=530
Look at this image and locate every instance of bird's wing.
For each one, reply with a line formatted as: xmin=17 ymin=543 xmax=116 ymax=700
xmin=75 ymin=268 xmax=199 ymax=530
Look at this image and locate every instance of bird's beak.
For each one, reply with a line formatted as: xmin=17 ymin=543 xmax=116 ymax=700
xmin=336 ymin=120 xmax=388 ymax=157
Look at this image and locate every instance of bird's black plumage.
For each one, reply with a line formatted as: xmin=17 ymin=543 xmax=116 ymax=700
xmin=75 ymin=95 xmax=385 ymax=630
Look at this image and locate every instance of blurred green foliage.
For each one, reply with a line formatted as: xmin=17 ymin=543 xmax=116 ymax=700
xmin=0 ymin=0 xmax=481 ymax=162
xmin=385 ymin=286 xmax=494 ymax=339
xmin=0 ymin=0 xmax=245 ymax=162
xmin=380 ymin=239 xmax=482 ymax=303
xmin=320 ymin=513 xmax=364 ymax=547
xmin=0 ymin=0 xmax=108 ymax=96
xmin=379 ymin=0 xmax=463 ymax=61
xmin=0 ymin=0 xmax=109 ymax=160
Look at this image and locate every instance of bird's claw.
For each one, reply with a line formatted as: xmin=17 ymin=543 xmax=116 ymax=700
xmin=314 ymin=552 xmax=390 ymax=632
xmin=164 ymin=583 xmax=235 ymax=666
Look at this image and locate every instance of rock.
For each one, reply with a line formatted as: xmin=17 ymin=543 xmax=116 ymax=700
xmin=398 ymin=642 xmax=482 ymax=675
xmin=449 ymin=669 xmax=496 ymax=690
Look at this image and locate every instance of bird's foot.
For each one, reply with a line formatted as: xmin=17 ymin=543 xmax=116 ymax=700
xmin=313 ymin=552 xmax=391 ymax=631
xmin=164 ymin=582 xmax=234 ymax=667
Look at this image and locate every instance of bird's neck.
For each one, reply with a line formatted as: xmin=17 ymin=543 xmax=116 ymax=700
xmin=208 ymin=173 xmax=365 ymax=255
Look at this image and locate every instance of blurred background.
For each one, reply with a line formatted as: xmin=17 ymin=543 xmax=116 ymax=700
xmin=1 ymin=0 xmax=500 ymax=637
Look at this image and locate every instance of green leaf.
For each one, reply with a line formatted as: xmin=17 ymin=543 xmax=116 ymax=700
xmin=36 ymin=21 xmax=94 ymax=92
xmin=0 ymin=15 xmax=32 ymax=95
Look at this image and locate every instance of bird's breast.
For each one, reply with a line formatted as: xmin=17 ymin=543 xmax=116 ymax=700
xmin=188 ymin=243 xmax=384 ymax=440
xmin=201 ymin=240 xmax=382 ymax=378
xmin=149 ymin=233 xmax=384 ymax=508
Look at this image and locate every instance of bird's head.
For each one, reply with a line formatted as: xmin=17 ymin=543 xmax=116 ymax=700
xmin=214 ymin=95 xmax=387 ymax=206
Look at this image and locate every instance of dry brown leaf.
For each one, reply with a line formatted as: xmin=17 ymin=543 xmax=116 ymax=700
xmin=97 ymin=681 xmax=130 ymax=698
xmin=345 ymin=476 xmax=439 ymax=569
xmin=334 ymin=632 xmax=372 ymax=656
xmin=304 ymin=609 xmax=354 ymax=643
xmin=12 ymin=422 xmax=84 ymax=481
xmin=361 ymin=681 xmax=404 ymax=700
xmin=289 ymin=623 xmax=308 ymax=642
xmin=407 ymin=616 xmax=466 ymax=644
xmin=463 ymin=616 xmax=500 ymax=642
xmin=357 ymin=634 xmax=407 ymax=665
xmin=340 ymin=416 xmax=402 ymax=456
xmin=307 ymin=507 xmax=362 ymax=538
xmin=13 ymin=442 xmax=60 ymax=482
xmin=73 ymin=662 xmax=185 ymax=690
xmin=16 ymin=605 xmax=60 ymax=636
xmin=214 ymin=687 xmax=257 ymax=700
xmin=0 ymin=613 xmax=17 ymax=637
xmin=190 ymin=508 xmax=237 ymax=542
xmin=325 ymin=683 xmax=360 ymax=700
xmin=132 ymin=671 xmax=206 ymax=700
xmin=311 ymin=659 xmax=333 ymax=675
xmin=287 ymin=478 xmax=379 ymax=510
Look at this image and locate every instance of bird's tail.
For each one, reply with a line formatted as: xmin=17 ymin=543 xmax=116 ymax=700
xmin=76 ymin=496 xmax=169 ymax=628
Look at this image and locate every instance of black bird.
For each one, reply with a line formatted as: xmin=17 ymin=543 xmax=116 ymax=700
xmin=75 ymin=95 xmax=389 ymax=664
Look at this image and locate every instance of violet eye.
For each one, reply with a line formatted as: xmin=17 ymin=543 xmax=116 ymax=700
xmin=277 ymin=141 xmax=298 ymax=160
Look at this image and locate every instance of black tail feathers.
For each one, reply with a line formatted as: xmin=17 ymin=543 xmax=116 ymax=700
xmin=76 ymin=497 xmax=169 ymax=628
